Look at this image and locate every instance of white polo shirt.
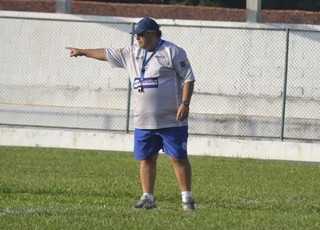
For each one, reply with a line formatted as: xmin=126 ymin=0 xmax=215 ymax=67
xmin=105 ymin=40 xmax=195 ymax=129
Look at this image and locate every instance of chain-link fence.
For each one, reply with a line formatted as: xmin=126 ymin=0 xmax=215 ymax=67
xmin=1 ymin=13 xmax=320 ymax=142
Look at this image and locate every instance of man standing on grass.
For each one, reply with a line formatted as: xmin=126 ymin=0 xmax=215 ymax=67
xmin=66 ymin=17 xmax=196 ymax=211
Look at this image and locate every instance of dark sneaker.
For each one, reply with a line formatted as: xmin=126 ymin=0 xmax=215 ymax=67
xmin=181 ymin=197 xmax=195 ymax=212
xmin=133 ymin=195 xmax=156 ymax=209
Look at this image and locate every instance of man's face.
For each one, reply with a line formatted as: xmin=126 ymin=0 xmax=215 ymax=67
xmin=135 ymin=31 xmax=156 ymax=50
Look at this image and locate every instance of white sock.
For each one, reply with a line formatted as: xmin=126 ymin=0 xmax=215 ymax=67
xmin=181 ymin=191 xmax=192 ymax=202
xmin=143 ymin=193 xmax=154 ymax=202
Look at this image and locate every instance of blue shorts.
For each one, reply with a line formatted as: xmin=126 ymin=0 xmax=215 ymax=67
xmin=134 ymin=126 xmax=188 ymax=160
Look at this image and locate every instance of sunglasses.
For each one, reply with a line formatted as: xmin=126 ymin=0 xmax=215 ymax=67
xmin=135 ymin=31 xmax=155 ymax=37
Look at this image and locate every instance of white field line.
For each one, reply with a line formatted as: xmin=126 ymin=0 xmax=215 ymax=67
xmin=0 ymin=207 xmax=67 ymax=217
xmin=0 ymin=206 xmax=108 ymax=217
xmin=0 ymin=205 xmax=173 ymax=217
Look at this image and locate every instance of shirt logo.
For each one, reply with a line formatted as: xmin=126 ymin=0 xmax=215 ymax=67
xmin=133 ymin=77 xmax=159 ymax=89
xmin=155 ymin=55 xmax=165 ymax=59
xmin=182 ymin=141 xmax=187 ymax=151
xmin=135 ymin=55 xmax=144 ymax=60
xmin=180 ymin=59 xmax=190 ymax=68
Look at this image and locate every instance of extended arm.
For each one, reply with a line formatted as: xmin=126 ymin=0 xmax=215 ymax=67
xmin=65 ymin=47 xmax=107 ymax=61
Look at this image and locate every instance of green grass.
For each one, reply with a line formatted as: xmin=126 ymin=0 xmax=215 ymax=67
xmin=0 ymin=146 xmax=320 ymax=229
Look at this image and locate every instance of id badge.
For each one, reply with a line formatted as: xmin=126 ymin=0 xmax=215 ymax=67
xmin=136 ymin=81 xmax=144 ymax=93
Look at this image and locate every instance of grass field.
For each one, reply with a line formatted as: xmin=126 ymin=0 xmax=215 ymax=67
xmin=0 ymin=146 xmax=320 ymax=229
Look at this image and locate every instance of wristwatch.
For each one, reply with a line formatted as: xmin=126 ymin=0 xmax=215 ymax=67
xmin=181 ymin=100 xmax=190 ymax=107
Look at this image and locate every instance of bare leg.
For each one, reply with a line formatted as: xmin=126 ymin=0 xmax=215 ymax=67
xmin=140 ymin=153 xmax=159 ymax=194
xmin=170 ymin=157 xmax=192 ymax=192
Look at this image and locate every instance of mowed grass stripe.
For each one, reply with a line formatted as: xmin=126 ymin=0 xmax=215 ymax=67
xmin=0 ymin=146 xmax=320 ymax=229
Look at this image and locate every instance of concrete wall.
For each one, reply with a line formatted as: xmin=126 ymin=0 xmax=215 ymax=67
xmin=1 ymin=11 xmax=320 ymax=161
xmin=1 ymin=11 xmax=320 ymax=107
xmin=1 ymin=11 xmax=320 ymax=138
xmin=1 ymin=126 xmax=320 ymax=162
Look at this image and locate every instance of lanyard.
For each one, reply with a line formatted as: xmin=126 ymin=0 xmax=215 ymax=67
xmin=140 ymin=39 xmax=165 ymax=82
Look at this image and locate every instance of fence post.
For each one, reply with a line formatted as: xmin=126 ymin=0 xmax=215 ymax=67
xmin=281 ymin=28 xmax=290 ymax=141
xmin=246 ymin=0 xmax=262 ymax=23
xmin=125 ymin=23 xmax=136 ymax=133
xmin=125 ymin=79 xmax=132 ymax=133
xmin=56 ymin=0 xmax=72 ymax=14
